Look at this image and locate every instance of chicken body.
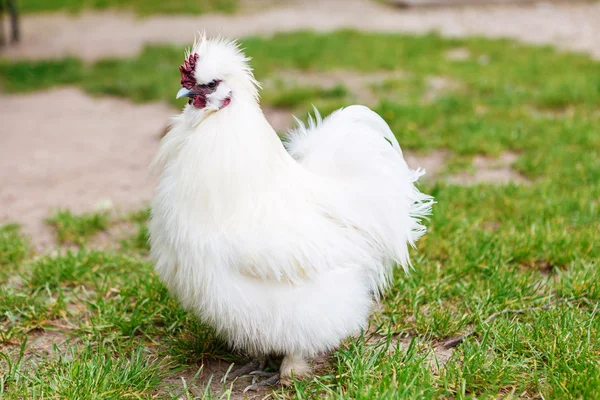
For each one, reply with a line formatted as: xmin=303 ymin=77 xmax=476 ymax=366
xmin=149 ymin=36 xmax=432 ymax=379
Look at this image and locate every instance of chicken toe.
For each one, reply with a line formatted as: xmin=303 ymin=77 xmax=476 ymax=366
xmin=243 ymin=373 xmax=280 ymax=393
xmin=224 ymin=359 xmax=262 ymax=381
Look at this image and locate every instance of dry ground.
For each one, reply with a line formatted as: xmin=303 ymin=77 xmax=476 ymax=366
xmin=2 ymin=0 xmax=600 ymax=61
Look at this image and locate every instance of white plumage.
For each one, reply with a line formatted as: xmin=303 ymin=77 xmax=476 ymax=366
xmin=149 ymin=35 xmax=433 ymax=382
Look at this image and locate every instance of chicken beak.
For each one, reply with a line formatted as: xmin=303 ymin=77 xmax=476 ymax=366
xmin=176 ymin=87 xmax=192 ymax=99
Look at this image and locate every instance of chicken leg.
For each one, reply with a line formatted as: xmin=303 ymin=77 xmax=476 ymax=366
xmin=243 ymin=352 xmax=310 ymax=392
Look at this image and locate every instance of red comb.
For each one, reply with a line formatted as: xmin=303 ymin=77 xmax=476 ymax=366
xmin=179 ymin=53 xmax=199 ymax=89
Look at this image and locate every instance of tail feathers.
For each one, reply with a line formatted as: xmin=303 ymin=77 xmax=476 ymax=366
xmin=285 ymin=105 xmax=434 ymax=290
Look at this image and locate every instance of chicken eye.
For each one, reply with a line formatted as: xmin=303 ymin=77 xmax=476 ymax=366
xmin=207 ymin=80 xmax=217 ymax=89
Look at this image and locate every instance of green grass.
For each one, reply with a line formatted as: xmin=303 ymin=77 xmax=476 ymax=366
xmin=262 ymin=83 xmax=349 ymax=110
xmin=1 ymin=341 xmax=165 ymax=398
xmin=118 ymin=209 xmax=151 ymax=254
xmin=1 ymin=31 xmax=599 ymax=398
xmin=0 ymin=58 xmax=85 ymax=92
xmin=0 ymin=224 xmax=29 ymax=272
xmin=46 ymin=209 xmax=110 ymax=245
xmin=16 ymin=0 xmax=237 ymax=16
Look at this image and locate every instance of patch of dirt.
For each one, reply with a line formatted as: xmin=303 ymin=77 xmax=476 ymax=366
xmin=444 ymin=47 xmax=471 ymax=61
xmin=422 ymin=76 xmax=461 ymax=103
xmin=158 ymin=359 xmax=278 ymax=400
xmin=264 ymin=106 xmax=295 ymax=133
xmin=238 ymin=0 xmax=288 ymax=14
xmin=365 ymin=329 xmax=455 ymax=376
xmin=163 ymin=315 xmax=416 ymax=399
xmin=5 ymin=275 xmax=24 ymax=290
xmin=25 ymin=329 xmax=72 ymax=358
xmin=363 ymin=309 xmax=455 ymax=375
xmin=404 ymin=149 xmax=450 ymax=180
xmin=0 ymin=329 xmax=74 ymax=366
xmin=519 ymin=259 xmax=556 ymax=276
xmin=447 ymin=151 xmax=530 ymax=185
xmin=483 ymin=220 xmax=501 ymax=232
xmin=86 ymin=219 xmax=139 ymax=250
xmin=429 ymin=344 xmax=454 ymax=375
xmin=1 ymin=1 xmax=599 ymax=61
xmin=527 ymin=104 xmax=577 ymax=120
xmin=0 ymin=88 xmax=174 ymax=250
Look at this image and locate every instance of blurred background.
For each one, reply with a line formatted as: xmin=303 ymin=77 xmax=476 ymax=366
xmin=1 ymin=1 xmax=599 ymax=398
xmin=0 ymin=0 xmax=598 ymax=248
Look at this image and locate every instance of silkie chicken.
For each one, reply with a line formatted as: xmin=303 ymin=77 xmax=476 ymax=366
xmin=149 ymin=34 xmax=433 ymax=391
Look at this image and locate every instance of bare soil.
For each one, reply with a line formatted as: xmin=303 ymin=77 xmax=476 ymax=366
xmin=158 ymin=360 xmax=274 ymax=400
xmin=0 ymin=88 xmax=173 ymax=247
xmin=1 ymin=1 xmax=599 ymax=61
xmin=446 ymin=151 xmax=530 ymax=185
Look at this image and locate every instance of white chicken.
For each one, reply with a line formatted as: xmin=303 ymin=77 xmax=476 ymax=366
xmin=149 ymin=34 xmax=433 ymax=389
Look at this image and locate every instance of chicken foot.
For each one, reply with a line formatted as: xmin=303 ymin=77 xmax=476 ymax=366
xmin=243 ymin=373 xmax=280 ymax=393
xmin=244 ymin=352 xmax=310 ymax=391
xmin=224 ymin=356 xmax=279 ymax=381
xmin=224 ymin=359 xmax=262 ymax=381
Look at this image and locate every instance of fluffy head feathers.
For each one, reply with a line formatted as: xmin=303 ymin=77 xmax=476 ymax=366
xmin=185 ymin=33 xmax=260 ymax=100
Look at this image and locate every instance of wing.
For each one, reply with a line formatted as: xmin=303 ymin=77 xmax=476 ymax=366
xmin=284 ymin=105 xmax=433 ymax=283
xmin=227 ymin=198 xmax=378 ymax=286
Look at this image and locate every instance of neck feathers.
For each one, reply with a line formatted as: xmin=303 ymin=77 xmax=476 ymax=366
xmin=152 ymin=98 xmax=298 ymax=226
